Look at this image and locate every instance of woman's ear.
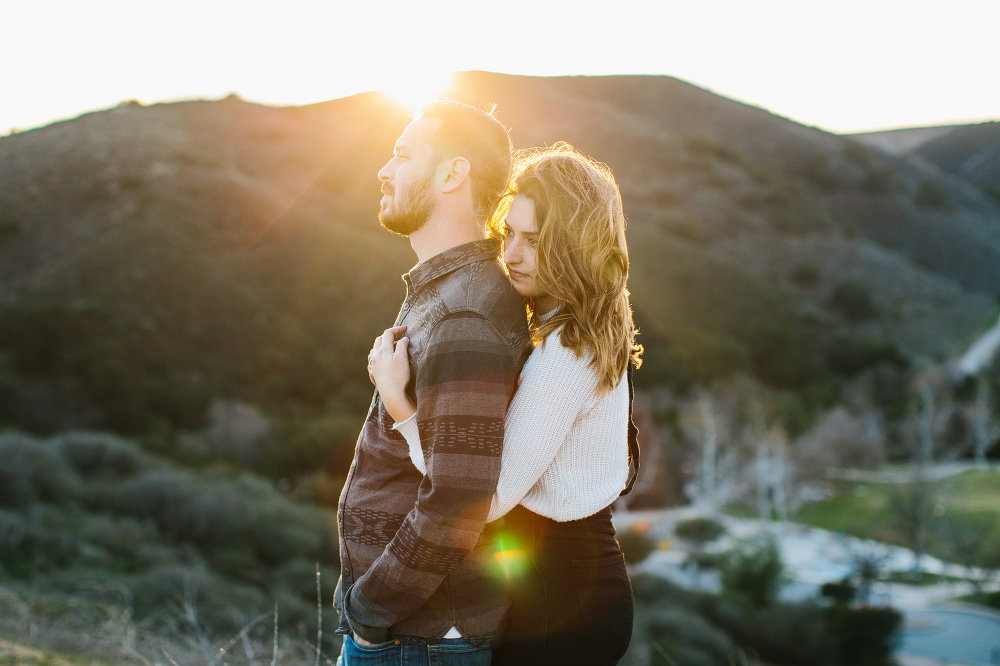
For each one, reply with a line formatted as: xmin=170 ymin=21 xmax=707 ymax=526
xmin=440 ymin=156 xmax=471 ymax=193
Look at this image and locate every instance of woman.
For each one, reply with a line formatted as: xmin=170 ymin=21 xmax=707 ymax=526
xmin=370 ymin=143 xmax=641 ymax=665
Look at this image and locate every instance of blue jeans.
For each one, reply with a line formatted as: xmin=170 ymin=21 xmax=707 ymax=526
xmin=337 ymin=634 xmax=492 ymax=666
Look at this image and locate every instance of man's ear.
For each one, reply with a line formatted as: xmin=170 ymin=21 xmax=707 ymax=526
xmin=439 ymin=157 xmax=471 ymax=193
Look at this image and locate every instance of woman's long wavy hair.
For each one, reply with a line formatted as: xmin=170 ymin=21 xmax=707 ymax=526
xmin=494 ymin=143 xmax=642 ymax=392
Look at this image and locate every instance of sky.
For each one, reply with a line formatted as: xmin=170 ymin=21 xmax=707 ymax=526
xmin=5 ymin=0 xmax=999 ymax=136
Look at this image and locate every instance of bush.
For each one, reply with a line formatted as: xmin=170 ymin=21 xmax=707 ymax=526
xmin=860 ymin=168 xmax=895 ymax=195
xmin=914 ymin=180 xmax=949 ymax=209
xmin=675 ymin=518 xmax=726 ymax=545
xmin=820 ymin=579 xmax=857 ymax=605
xmin=791 ymin=263 xmax=821 ymax=287
xmin=805 ymin=153 xmax=842 ymax=192
xmin=825 ymin=335 xmax=906 ymax=377
xmin=674 ymin=330 xmax=751 ymax=382
xmin=828 ymin=605 xmax=902 ymax=666
xmin=618 ymin=528 xmax=656 ymax=565
xmin=0 ymin=434 xmax=81 ymax=508
xmin=719 ymin=534 xmax=783 ymax=608
xmin=119 ymin=470 xmax=223 ymax=545
xmin=829 ymin=282 xmax=879 ymax=321
xmin=53 ymin=431 xmax=157 ymax=480
xmin=644 ymin=607 xmax=737 ymax=666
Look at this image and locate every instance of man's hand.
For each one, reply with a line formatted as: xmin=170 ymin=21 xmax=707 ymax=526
xmin=353 ymin=633 xmax=374 ymax=647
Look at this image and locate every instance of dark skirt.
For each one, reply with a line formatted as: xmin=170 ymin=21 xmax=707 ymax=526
xmin=491 ymin=504 xmax=634 ymax=666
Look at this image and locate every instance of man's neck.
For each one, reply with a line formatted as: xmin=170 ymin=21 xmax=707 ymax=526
xmin=409 ymin=211 xmax=486 ymax=263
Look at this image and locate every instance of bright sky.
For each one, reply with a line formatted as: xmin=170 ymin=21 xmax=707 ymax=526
xmin=5 ymin=0 xmax=999 ymax=136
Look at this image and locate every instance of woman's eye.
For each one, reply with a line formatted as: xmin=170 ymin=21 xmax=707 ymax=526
xmin=503 ymin=225 xmax=513 ymax=237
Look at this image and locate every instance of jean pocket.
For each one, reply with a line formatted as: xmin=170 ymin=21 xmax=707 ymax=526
xmin=570 ymin=552 xmax=634 ymax=637
xmin=344 ymin=634 xmax=402 ymax=663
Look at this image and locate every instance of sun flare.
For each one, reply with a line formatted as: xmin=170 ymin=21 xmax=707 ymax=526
xmin=379 ymin=70 xmax=454 ymax=111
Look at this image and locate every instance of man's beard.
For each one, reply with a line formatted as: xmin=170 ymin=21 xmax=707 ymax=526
xmin=379 ymin=180 xmax=437 ymax=237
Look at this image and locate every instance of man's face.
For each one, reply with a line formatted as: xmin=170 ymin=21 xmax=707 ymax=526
xmin=377 ymin=117 xmax=442 ymax=236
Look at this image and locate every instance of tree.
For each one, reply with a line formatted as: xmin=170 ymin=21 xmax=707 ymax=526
xmin=720 ymin=534 xmax=784 ymax=608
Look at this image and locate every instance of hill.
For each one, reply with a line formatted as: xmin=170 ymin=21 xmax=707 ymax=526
xmin=0 ymin=72 xmax=999 ymax=473
xmin=914 ymin=121 xmax=1000 ymax=202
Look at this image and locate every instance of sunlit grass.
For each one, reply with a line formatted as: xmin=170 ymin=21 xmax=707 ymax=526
xmin=790 ymin=469 xmax=1000 ymax=564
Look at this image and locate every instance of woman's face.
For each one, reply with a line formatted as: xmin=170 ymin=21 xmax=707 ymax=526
xmin=503 ymin=195 xmax=545 ymax=300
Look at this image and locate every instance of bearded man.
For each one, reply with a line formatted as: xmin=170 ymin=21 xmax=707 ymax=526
xmin=334 ymin=101 xmax=530 ymax=665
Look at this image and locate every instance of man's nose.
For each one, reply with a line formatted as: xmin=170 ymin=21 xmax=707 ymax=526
xmin=378 ymin=161 xmax=392 ymax=182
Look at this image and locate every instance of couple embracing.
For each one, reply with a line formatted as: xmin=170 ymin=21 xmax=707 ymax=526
xmin=334 ymin=101 xmax=642 ymax=666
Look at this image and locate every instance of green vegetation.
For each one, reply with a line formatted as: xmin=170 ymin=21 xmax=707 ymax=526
xmin=793 ymin=470 xmax=1000 ymax=569
xmin=628 ymin=570 xmax=900 ymax=666
xmin=829 ymin=281 xmax=879 ymax=322
xmin=915 ymin=179 xmax=949 ymax=209
xmin=618 ymin=528 xmax=656 ymax=564
xmin=0 ymin=431 xmax=340 ymax=640
xmin=719 ymin=534 xmax=784 ymax=608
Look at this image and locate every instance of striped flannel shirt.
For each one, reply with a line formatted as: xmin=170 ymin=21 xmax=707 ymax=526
xmin=334 ymin=238 xmax=530 ymax=648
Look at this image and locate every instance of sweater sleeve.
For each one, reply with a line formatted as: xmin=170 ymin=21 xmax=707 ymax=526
xmin=343 ymin=312 xmax=517 ymax=643
xmin=393 ymin=335 xmax=599 ymax=522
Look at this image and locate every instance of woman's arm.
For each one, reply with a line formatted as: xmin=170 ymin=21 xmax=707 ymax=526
xmin=393 ymin=336 xmax=599 ymax=518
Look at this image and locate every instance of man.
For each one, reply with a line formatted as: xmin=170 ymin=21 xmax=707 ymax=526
xmin=334 ymin=101 xmax=530 ymax=665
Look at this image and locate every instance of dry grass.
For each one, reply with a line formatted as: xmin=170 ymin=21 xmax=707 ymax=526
xmin=0 ymin=578 xmax=341 ymax=666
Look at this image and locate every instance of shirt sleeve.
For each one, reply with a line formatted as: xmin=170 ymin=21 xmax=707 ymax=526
xmin=392 ymin=334 xmax=599 ymax=523
xmin=344 ymin=312 xmax=518 ymax=643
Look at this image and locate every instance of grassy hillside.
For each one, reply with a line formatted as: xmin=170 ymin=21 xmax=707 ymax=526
xmin=0 ymin=432 xmax=339 ymax=643
xmin=0 ymin=73 xmax=998 ymax=475
xmin=914 ymin=120 xmax=1000 ymax=202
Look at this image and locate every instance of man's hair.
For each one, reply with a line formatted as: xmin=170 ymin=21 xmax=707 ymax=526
xmin=507 ymin=143 xmax=642 ymax=392
xmin=418 ymin=101 xmax=513 ymax=224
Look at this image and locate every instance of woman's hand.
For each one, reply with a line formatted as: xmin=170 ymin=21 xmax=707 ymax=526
xmin=369 ymin=326 xmax=416 ymax=423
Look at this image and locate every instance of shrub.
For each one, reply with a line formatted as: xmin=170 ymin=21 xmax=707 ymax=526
xmin=820 ymin=579 xmax=857 ymax=605
xmin=719 ymin=534 xmax=783 ymax=608
xmin=825 ymin=335 xmax=906 ymax=377
xmin=618 ymin=528 xmax=656 ymax=565
xmin=829 ymin=281 xmax=879 ymax=321
xmin=827 ymin=605 xmax=902 ymax=666
xmin=791 ymin=263 xmax=821 ymax=287
xmin=860 ymin=168 xmax=895 ymax=195
xmin=914 ymin=179 xmax=949 ymax=209
xmin=0 ymin=434 xmax=81 ymax=508
xmin=53 ymin=431 xmax=157 ymax=480
xmin=674 ymin=330 xmax=751 ymax=382
xmin=119 ymin=470 xmax=222 ymax=545
xmin=675 ymin=518 xmax=726 ymax=545
xmin=805 ymin=153 xmax=842 ymax=192
xmin=644 ymin=607 xmax=737 ymax=666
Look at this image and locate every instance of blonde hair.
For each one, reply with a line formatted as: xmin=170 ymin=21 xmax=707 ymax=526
xmin=495 ymin=143 xmax=642 ymax=391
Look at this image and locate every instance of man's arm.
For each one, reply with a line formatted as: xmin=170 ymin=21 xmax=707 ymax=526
xmin=343 ymin=311 xmax=517 ymax=643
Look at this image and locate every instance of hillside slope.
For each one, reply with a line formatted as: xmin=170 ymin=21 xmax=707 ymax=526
xmin=0 ymin=72 xmax=997 ymax=448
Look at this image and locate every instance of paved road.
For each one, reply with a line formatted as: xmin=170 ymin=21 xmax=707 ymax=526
xmin=898 ymin=606 xmax=1000 ymax=666
xmin=616 ymin=509 xmax=1000 ymax=665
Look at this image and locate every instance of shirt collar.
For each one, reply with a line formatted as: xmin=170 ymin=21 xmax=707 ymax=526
xmin=403 ymin=238 xmax=502 ymax=295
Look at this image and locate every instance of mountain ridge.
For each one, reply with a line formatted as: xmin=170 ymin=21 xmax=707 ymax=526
xmin=0 ymin=71 xmax=997 ymax=450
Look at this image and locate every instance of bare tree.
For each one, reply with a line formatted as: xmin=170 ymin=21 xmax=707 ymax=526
xmin=699 ymin=394 xmax=718 ymax=514
xmin=974 ymin=376 xmax=998 ymax=469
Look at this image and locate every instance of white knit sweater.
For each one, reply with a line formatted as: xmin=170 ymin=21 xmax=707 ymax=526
xmin=393 ymin=325 xmax=630 ymax=523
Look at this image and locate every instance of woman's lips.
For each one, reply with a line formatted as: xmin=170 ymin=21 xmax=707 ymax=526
xmin=508 ymin=269 xmax=526 ymax=280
